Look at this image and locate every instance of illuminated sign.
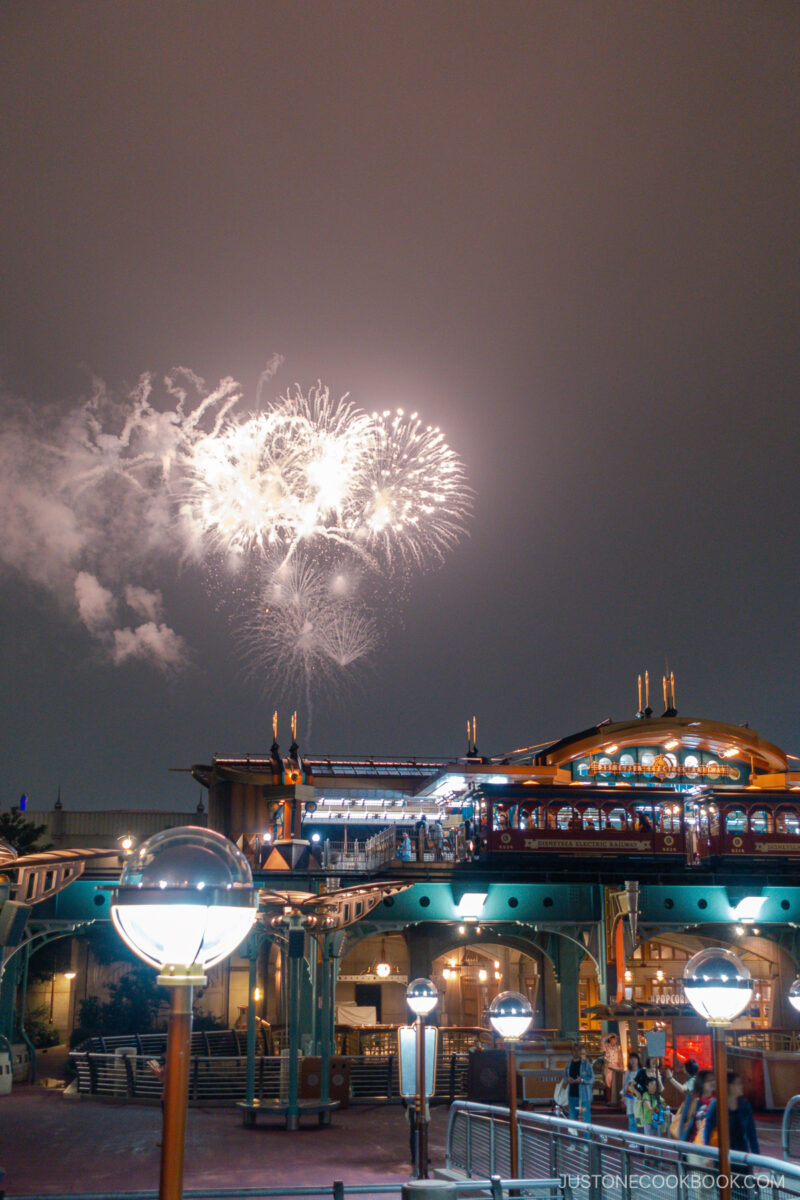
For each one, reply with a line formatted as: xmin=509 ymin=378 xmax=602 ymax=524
xmin=572 ymin=748 xmax=743 ymax=785
xmin=586 ymin=758 xmax=740 ymax=782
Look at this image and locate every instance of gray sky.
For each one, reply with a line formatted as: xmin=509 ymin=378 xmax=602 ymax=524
xmin=2 ymin=2 xmax=799 ymax=811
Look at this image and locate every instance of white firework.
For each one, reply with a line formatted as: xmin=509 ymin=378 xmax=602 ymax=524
xmin=184 ymin=384 xmax=371 ymax=560
xmin=237 ymin=555 xmax=379 ymax=691
xmin=346 ymin=408 xmax=471 ymax=566
xmin=182 ymin=387 xmax=471 ymax=570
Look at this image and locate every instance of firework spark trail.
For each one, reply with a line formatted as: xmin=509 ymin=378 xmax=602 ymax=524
xmin=182 ymin=385 xmax=472 ymax=571
xmin=0 ymin=367 xmax=470 ymax=688
xmin=348 ymin=408 xmax=470 ymax=567
xmin=236 ymin=554 xmax=380 ymax=705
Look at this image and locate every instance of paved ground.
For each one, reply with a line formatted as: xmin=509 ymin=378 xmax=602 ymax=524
xmin=0 ymin=1088 xmax=448 ymax=1196
xmin=0 ymin=1091 xmax=789 ymax=1197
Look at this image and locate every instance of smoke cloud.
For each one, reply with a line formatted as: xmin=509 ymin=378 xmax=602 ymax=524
xmin=111 ymin=621 xmax=189 ymax=672
xmin=74 ymin=572 xmax=117 ymax=632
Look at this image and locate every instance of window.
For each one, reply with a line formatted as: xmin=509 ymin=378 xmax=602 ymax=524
xmin=725 ymin=809 xmax=746 ymax=833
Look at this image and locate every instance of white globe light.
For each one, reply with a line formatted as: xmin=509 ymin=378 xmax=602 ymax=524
xmin=111 ymin=826 xmax=257 ymax=974
xmin=406 ymin=977 xmax=438 ymax=1016
xmin=683 ymin=947 xmax=753 ymax=1024
xmin=488 ymin=990 xmax=533 ymax=1039
xmin=789 ymin=978 xmax=800 ymax=1014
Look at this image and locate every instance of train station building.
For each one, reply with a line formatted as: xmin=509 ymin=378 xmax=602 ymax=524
xmin=4 ymin=681 xmax=800 ymax=1108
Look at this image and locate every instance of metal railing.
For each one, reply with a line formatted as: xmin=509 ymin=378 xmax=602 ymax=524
xmin=69 ymin=1051 xmax=472 ymax=1106
xmin=447 ymin=1101 xmax=800 ymax=1200
xmin=5 ymin=1179 xmax=563 ymax=1200
xmin=73 ymin=1028 xmax=269 ymax=1056
xmin=322 ymin=827 xmax=397 ymax=871
xmin=783 ymin=1094 xmax=800 ymax=1158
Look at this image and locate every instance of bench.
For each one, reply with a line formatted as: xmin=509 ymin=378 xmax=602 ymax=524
xmin=237 ymin=1098 xmax=339 ymax=1130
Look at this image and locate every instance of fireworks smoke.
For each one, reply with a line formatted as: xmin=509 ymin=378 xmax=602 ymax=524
xmin=0 ymin=367 xmax=470 ymax=692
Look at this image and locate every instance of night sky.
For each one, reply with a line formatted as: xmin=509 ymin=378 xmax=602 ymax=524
xmin=2 ymin=3 xmax=799 ymax=813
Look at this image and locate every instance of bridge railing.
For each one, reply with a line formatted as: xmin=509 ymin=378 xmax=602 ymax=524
xmin=447 ymin=1101 xmax=800 ymax=1200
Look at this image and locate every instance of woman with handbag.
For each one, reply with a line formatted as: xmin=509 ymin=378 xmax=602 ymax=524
xmin=562 ymin=1044 xmax=594 ymax=1124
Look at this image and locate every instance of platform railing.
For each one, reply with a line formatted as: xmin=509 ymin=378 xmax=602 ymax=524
xmin=69 ymin=1051 xmax=472 ymax=1106
xmin=783 ymin=1094 xmax=800 ymax=1158
xmin=4 ymin=1178 xmax=564 ymax=1200
xmin=447 ymin=1101 xmax=800 ymax=1200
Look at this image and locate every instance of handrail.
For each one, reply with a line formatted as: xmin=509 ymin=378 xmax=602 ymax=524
xmin=447 ymin=1099 xmax=800 ymax=1197
xmin=4 ymin=1178 xmax=563 ymax=1200
xmin=784 ymin=1093 xmax=800 ymax=1158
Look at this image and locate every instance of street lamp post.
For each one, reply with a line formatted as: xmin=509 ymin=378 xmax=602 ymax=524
xmin=683 ymin=947 xmax=753 ymax=1200
xmin=111 ymin=827 xmax=256 ymax=1200
xmin=406 ymin=977 xmax=438 ymax=1180
xmin=788 ymin=978 xmax=800 ymax=1017
xmin=488 ymin=991 xmax=533 ymax=1179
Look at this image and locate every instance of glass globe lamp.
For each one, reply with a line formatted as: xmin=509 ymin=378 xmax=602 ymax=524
xmin=789 ymin=978 xmax=800 ymax=1014
xmin=488 ymin=990 xmax=533 ymax=1040
xmin=111 ymin=826 xmax=256 ymax=981
xmin=683 ymin=946 xmax=753 ymax=1025
xmin=406 ymin=977 xmax=438 ymax=1017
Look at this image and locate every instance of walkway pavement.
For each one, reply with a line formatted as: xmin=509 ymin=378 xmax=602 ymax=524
xmin=0 ymin=1088 xmax=449 ymax=1196
xmin=0 ymin=1091 xmax=790 ymax=1197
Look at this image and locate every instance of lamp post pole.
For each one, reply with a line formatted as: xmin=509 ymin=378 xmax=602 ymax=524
xmin=416 ymin=1011 xmax=428 ymax=1178
xmin=683 ymin=947 xmax=753 ymax=1200
xmin=507 ymin=1038 xmax=519 ymax=1179
xmin=406 ymin=978 xmax=438 ymax=1181
xmin=111 ymin=826 xmax=256 ymax=1200
xmin=712 ymin=1023 xmax=732 ymax=1200
xmin=488 ymin=990 xmax=533 ymax=1181
xmin=160 ymin=981 xmax=195 ymax=1200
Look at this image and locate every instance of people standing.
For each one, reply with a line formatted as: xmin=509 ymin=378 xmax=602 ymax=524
xmin=603 ymin=1033 xmax=624 ymax=1104
xmin=666 ymin=1058 xmax=699 ymax=1101
xmin=640 ymin=1077 xmax=669 ymax=1136
xmin=703 ymin=1071 xmax=759 ymax=1197
xmin=431 ymin=819 xmax=444 ymax=861
xmin=622 ymin=1051 xmax=642 ymax=1133
xmin=678 ymin=1069 xmax=716 ymax=1142
xmin=562 ymin=1044 xmax=594 ymax=1124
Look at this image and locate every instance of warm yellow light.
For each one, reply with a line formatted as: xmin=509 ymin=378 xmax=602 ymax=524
xmin=375 ymin=961 xmax=391 ymax=978
xmin=253 ymin=986 xmax=263 ymax=1002
xmin=458 ymin=924 xmax=466 ymax=935
xmin=656 ymin=969 xmax=664 ymax=982
xmin=443 ymin=967 xmax=452 ymax=980
xmin=624 ymin=969 xmax=633 ymax=983
xmin=478 ymin=968 xmax=488 ymax=982
xmin=63 ymin=971 xmax=77 ymax=981
xmin=664 ymin=739 xmax=680 ymax=750
xmin=494 ymin=961 xmax=500 ymax=969
xmin=723 ymin=747 xmax=739 ymax=758
xmin=605 ymin=744 xmax=618 ymax=755
xmin=494 ymin=970 xmax=502 ymax=981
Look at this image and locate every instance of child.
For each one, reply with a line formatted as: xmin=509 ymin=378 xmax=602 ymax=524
xmin=640 ymin=1077 xmax=669 ymax=1136
xmin=622 ymin=1051 xmax=641 ymax=1133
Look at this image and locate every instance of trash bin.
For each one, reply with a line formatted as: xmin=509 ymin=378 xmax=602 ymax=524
xmin=0 ymin=1052 xmax=13 ymax=1096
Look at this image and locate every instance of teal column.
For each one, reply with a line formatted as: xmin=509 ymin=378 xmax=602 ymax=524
xmin=286 ymin=918 xmax=303 ymax=1130
xmin=0 ymin=952 xmax=21 ymax=1043
xmin=556 ymin=938 xmax=584 ymax=1037
xmin=245 ymin=937 xmax=259 ymax=1107
xmin=319 ymin=938 xmax=332 ymax=1105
